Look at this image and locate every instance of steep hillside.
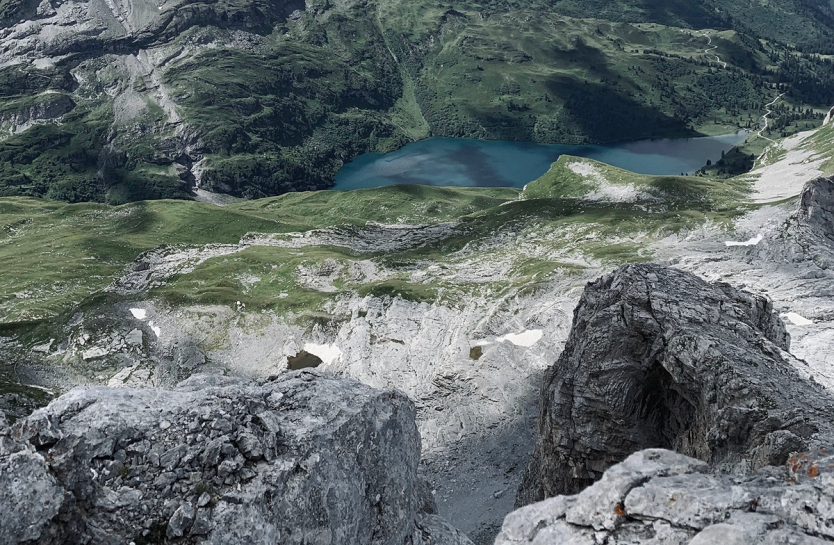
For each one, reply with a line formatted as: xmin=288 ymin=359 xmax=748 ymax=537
xmin=0 ymin=0 xmax=832 ymax=201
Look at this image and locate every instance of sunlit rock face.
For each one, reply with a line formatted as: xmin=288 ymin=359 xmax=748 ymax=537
xmin=797 ymin=176 xmax=834 ymax=248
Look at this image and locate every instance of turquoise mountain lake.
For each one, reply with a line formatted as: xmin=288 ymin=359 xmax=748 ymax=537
xmin=332 ymin=132 xmax=750 ymax=190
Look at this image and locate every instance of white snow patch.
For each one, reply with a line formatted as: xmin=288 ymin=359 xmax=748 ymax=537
xmin=23 ymin=383 xmax=53 ymax=395
xmin=129 ymin=308 xmax=147 ymax=320
xmin=495 ymin=330 xmax=543 ymax=347
xmin=724 ymin=234 xmax=763 ymax=247
xmin=303 ymin=343 xmax=342 ymax=365
xmin=782 ymin=312 xmax=814 ymax=326
xmin=148 ymin=321 xmax=161 ymax=337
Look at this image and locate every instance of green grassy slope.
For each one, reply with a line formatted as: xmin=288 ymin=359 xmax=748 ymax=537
xmin=0 ymin=152 xmax=761 ymax=323
xmin=5 ymin=119 xmax=834 ymax=324
xmin=7 ymin=122 xmax=834 ymax=417
xmin=0 ymin=185 xmax=518 ymax=321
xmin=524 ymin=155 xmax=750 ymax=205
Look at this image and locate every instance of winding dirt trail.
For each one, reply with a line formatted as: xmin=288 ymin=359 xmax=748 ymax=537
xmin=696 ymin=31 xmax=727 ymax=69
xmin=686 ymin=32 xmax=787 ymax=168
xmin=753 ymin=92 xmax=787 ymax=166
xmin=689 ymin=31 xmax=785 ymax=158
xmin=756 ymin=93 xmax=786 ymax=144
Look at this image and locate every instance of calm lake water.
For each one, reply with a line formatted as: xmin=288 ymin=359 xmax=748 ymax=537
xmin=332 ymin=131 xmax=750 ymax=190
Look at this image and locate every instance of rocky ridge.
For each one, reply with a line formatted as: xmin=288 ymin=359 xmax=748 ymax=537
xmin=797 ymin=176 xmax=834 ymax=247
xmin=671 ymin=173 xmax=834 ymax=391
xmin=516 ymin=263 xmax=834 ymax=506
xmin=0 ymin=370 xmax=472 ymax=544
xmin=5 ymin=174 xmax=834 ymax=542
xmin=776 ymin=176 xmax=834 ymax=269
xmin=4 ymin=161 xmax=834 ymax=545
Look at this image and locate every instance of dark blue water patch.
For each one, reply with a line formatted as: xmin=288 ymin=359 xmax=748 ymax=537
xmin=332 ymin=132 xmax=750 ymax=191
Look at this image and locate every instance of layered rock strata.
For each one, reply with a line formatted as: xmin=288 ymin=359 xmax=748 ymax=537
xmin=0 ymin=370 xmax=472 ymax=544
xmin=517 ymin=263 xmax=834 ymax=505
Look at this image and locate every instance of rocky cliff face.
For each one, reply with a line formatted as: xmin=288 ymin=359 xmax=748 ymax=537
xmin=796 ymin=176 xmax=834 ymax=250
xmin=758 ymin=176 xmax=834 ymax=269
xmin=498 ymin=448 xmax=834 ymax=544
xmin=4 ymin=170 xmax=834 ymax=544
xmin=0 ymin=370 xmax=472 ymax=544
xmin=516 ymin=263 xmax=834 ymax=506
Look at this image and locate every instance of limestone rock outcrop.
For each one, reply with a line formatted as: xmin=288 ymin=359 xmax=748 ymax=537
xmin=796 ymin=176 xmax=834 ymax=249
xmin=498 ymin=448 xmax=834 ymax=544
xmin=516 ymin=263 xmax=834 ymax=505
xmin=0 ymin=370 xmax=471 ymax=544
xmin=762 ymin=176 xmax=834 ymax=268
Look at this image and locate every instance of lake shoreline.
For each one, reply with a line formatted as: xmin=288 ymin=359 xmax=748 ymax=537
xmin=333 ymin=130 xmax=751 ymax=191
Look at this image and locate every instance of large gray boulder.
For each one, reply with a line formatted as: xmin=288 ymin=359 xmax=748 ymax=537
xmin=516 ymin=263 xmax=834 ymax=505
xmin=0 ymin=370 xmax=472 ymax=544
xmin=497 ymin=447 xmax=834 ymax=544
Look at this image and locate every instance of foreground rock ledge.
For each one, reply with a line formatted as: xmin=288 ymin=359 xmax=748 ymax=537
xmin=517 ymin=263 xmax=834 ymax=505
xmin=0 ymin=370 xmax=472 ymax=544
xmin=498 ymin=448 xmax=834 ymax=544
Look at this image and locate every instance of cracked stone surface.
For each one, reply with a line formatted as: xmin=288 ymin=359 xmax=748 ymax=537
xmin=497 ymin=448 xmax=834 ymax=545
xmin=0 ymin=370 xmax=471 ymax=544
xmin=5 ymin=172 xmax=834 ymax=545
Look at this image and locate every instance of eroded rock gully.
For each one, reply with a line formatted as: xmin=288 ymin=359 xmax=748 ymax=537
xmin=0 ymin=370 xmax=472 ymax=544
xmin=516 ymin=263 xmax=834 ymax=506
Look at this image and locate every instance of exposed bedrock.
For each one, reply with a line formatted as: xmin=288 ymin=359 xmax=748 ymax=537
xmin=797 ymin=176 xmax=834 ymax=245
xmin=516 ymin=263 xmax=834 ymax=506
xmin=498 ymin=448 xmax=834 ymax=544
xmin=0 ymin=370 xmax=472 ymax=544
xmin=761 ymin=176 xmax=834 ymax=268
